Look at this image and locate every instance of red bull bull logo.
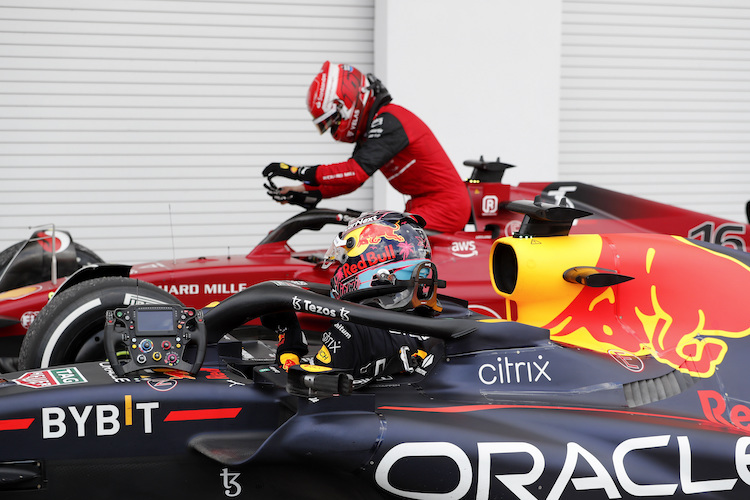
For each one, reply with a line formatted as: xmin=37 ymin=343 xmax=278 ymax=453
xmin=491 ymin=233 xmax=750 ymax=378
xmin=347 ymin=223 xmax=405 ymax=258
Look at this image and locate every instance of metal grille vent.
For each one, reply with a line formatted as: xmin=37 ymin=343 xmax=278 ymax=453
xmin=624 ymin=370 xmax=696 ymax=408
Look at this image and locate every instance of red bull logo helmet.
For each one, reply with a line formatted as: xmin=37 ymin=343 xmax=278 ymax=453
xmin=324 ymin=211 xmax=441 ymax=312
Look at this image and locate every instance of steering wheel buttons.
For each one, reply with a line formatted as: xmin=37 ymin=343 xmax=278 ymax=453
xmin=161 ymin=340 xmax=171 ymax=350
xmin=136 ymin=354 xmax=147 ymax=364
xmin=166 ymin=352 xmax=178 ymax=364
xmin=152 ymin=352 xmax=162 ymax=362
xmin=139 ymin=339 xmax=154 ymax=353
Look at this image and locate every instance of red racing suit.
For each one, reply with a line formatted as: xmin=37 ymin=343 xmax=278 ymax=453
xmin=304 ymin=103 xmax=471 ymax=233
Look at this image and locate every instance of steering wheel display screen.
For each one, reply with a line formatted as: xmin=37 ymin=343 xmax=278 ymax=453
xmin=136 ymin=309 xmax=174 ymax=332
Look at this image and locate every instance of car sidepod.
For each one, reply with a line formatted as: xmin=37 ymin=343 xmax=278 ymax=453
xmin=0 ymin=362 xmax=282 ymax=499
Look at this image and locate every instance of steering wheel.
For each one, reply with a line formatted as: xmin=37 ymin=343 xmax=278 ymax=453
xmin=103 ymin=304 xmax=207 ymax=376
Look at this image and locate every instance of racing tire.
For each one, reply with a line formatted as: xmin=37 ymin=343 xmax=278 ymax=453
xmin=18 ymin=276 xmax=183 ymax=370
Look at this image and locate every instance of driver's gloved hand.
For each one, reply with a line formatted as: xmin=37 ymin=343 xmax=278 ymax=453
xmin=279 ymin=353 xmax=300 ymax=372
xmin=262 ymin=162 xmax=316 ymax=182
xmin=264 ymin=183 xmax=322 ymax=209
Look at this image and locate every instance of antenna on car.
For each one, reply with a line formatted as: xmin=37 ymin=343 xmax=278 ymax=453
xmin=28 ymin=224 xmax=58 ymax=285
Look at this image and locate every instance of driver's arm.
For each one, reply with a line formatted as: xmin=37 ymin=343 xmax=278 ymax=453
xmin=260 ymin=311 xmax=307 ymax=370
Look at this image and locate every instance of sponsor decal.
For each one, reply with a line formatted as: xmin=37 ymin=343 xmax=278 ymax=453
xmin=21 ymin=311 xmax=39 ymax=329
xmin=315 ymin=70 xmax=326 ymax=106
xmin=100 ymin=361 xmax=131 ymax=383
xmin=203 ymin=283 xmax=248 ymax=295
xmin=348 ymin=214 xmax=379 ymax=229
xmin=504 ymin=220 xmax=521 ymax=237
xmin=545 ymin=185 xmax=578 ymax=207
xmin=368 ymin=116 xmax=384 ymax=139
xmin=609 ymin=349 xmax=644 ymax=373
xmin=221 ymin=468 xmax=242 ymax=498
xmin=333 ymin=322 xmax=352 ymax=339
xmin=42 ymin=395 xmax=241 ymax=438
xmin=478 ymin=355 xmax=550 ymax=385
xmin=14 ymin=367 xmax=87 ymax=389
xmin=321 ymin=171 xmax=356 ymax=182
xmin=157 ymin=283 xmax=250 ymax=296
xmin=333 ymin=275 xmax=360 ymax=298
xmin=338 ymin=246 xmax=396 ymax=279
xmin=315 ymin=346 xmax=332 ymax=364
xmin=159 ymin=283 xmax=200 ymax=295
xmin=451 ymin=240 xmax=478 ymax=258
xmin=42 ymin=396 xmax=159 ymax=438
xmin=147 ymin=380 xmax=178 ymax=392
xmin=375 ymin=435 xmax=750 ymax=499
xmin=700 ymin=390 xmax=750 ymax=431
xmin=292 ymin=295 xmax=350 ymax=321
xmin=321 ymin=331 xmax=341 ymax=355
xmin=481 ymin=195 xmax=499 ymax=216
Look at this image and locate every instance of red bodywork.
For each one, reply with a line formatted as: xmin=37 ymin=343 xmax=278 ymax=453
xmin=1 ymin=170 xmax=748 ymax=354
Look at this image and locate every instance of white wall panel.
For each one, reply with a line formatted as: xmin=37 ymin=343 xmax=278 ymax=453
xmin=0 ymin=0 xmax=374 ymax=263
xmin=561 ymin=0 xmax=750 ymax=223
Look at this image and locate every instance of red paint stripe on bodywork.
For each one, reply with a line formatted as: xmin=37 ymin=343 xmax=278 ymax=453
xmin=164 ymin=408 xmax=241 ymax=422
xmin=377 ymin=404 xmax=729 ymax=431
xmin=0 ymin=418 xmax=34 ymax=430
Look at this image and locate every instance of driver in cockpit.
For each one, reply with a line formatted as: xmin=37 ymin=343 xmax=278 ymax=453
xmin=261 ymin=210 xmax=444 ymax=389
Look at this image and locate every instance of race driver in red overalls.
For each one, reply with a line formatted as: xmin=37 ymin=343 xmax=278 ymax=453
xmin=263 ymin=61 xmax=471 ymax=233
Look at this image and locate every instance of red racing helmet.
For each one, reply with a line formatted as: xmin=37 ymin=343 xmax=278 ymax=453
xmin=306 ymin=61 xmax=376 ymax=143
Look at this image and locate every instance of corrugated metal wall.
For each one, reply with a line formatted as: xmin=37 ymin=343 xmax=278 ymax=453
xmin=561 ymin=0 xmax=750 ymax=224
xmin=0 ymin=0 xmax=374 ymax=263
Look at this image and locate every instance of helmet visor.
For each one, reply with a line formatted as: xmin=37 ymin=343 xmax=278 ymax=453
xmin=321 ymin=232 xmax=349 ymax=269
xmin=312 ymin=108 xmax=341 ymax=134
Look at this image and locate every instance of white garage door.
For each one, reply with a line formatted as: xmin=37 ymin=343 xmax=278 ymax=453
xmin=0 ymin=0 xmax=374 ymax=263
xmin=561 ymin=0 xmax=750 ymax=224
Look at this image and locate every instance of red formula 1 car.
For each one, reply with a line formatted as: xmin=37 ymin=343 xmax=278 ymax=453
xmin=1 ymin=158 xmax=749 ymax=370
xmin=1 ymin=202 xmax=750 ymax=499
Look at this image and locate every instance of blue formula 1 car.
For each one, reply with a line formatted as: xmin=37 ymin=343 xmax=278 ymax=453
xmin=1 ymin=202 xmax=750 ymax=499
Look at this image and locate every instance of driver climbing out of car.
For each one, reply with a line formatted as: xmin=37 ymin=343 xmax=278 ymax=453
xmin=262 ymin=61 xmax=471 ymax=234
xmin=261 ymin=210 xmax=443 ymax=388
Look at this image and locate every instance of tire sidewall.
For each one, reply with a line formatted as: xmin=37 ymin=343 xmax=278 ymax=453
xmin=19 ymin=276 xmax=182 ymax=369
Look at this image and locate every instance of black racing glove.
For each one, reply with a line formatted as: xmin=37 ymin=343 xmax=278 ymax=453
xmin=262 ymin=162 xmax=316 ymax=182
xmin=264 ymin=178 xmax=322 ymax=209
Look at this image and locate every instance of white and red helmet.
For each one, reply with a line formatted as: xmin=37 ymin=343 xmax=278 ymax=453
xmin=306 ymin=61 xmax=376 ymax=143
